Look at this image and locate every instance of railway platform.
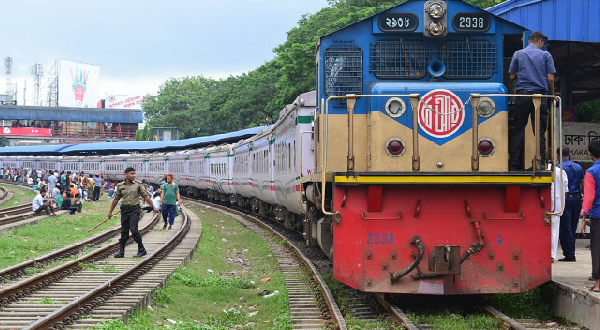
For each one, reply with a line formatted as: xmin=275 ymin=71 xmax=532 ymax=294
xmin=550 ymin=239 xmax=599 ymax=329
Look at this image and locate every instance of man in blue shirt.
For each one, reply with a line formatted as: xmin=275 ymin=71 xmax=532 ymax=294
xmin=557 ymin=146 xmax=584 ymax=261
xmin=508 ymin=31 xmax=557 ymax=170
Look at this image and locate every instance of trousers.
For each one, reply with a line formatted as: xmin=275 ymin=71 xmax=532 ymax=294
xmin=508 ymin=95 xmax=548 ymax=170
xmin=120 ymin=206 xmax=143 ymax=245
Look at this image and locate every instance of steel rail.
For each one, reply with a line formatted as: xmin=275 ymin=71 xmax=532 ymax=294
xmin=375 ymin=293 xmax=420 ymax=330
xmin=483 ymin=305 xmax=527 ymax=330
xmin=184 ymin=197 xmax=347 ymax=330
xmin=24 ymin=210 xmax=189 ymax=329
xmin=0 ymin=213 xmax=160 ymax=307
xmin=0 ymin=211 xmax=155 ymax=283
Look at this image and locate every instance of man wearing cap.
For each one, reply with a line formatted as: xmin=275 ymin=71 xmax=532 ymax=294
xmin=508 ymin=31 xmax=557 ymax=170
xmin=108 ymin=167 xmax=159 ymax=258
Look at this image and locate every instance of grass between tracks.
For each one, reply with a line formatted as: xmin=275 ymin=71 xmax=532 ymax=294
xmin=0 ymin=186 xmax=120 ymax=270
xmin=0 ymin=184 xmax=36 ymax=209
xmin=94 ymin=204 xmax=290 ymax=330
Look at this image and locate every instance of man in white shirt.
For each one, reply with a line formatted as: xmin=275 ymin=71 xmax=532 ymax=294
xmin=551 ymin=163 xmax=569 ymax=262
xmin=47 ymin=172 xmax=57 ymax=193
xmin=32 ymin=190 xmax=56 ymax=216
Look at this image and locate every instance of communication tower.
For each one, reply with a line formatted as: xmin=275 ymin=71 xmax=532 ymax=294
xmin=31 ymin=63 xmax=43 ymax=106
xmin=4 ymin=57 xmax=14 ymax=104
xmin=46 ymin=60 xmax=58 ymax=107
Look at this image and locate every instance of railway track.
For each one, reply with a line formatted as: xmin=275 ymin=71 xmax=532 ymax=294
xmin=0 ymin=187 xmax=11 ymax=204
xmin=0 ymin=207 xmax=158 ymax=287
xmin=0 ymin=205 xmax=202 ymax=329
xmin=184 ymin=198 xmax=584 ymax=330
xmin=185 ymin=198 xmax=345 ymax=330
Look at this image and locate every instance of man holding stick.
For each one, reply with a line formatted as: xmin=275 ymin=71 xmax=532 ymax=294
xmin=107 ymin=167 xmax=159 ymax=258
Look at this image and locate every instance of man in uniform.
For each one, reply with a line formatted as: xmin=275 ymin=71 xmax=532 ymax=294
xmin=107 ymin=167 xmax=159 ymax=258
xmin=557 ymin=146 xmax=584 ymax=261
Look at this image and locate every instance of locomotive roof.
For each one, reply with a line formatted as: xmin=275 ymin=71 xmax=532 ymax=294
xmin=317 ymin=0 xmax=527 ymax=42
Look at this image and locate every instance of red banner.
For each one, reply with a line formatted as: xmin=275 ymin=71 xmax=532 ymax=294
xmin=1 ymin=127 xmax=52 ymax=137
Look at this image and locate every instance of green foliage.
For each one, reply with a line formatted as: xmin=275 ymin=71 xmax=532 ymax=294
xmin=135 ymin=124 xmax=152 ymax=141
xmin=576 ymin=99 xmax=600 ymax=123
xmin=0 ymin=138 xmax=9 ymax=147
xmin=171 ymin=268 xmax=255 ymax=289
xmin=153 ymin=287 xmax=172 ymax=306
xmin=141 ymin=0 xmax=409 ymax=137
xmin=39 ymin=297 xmax=55 ymax=304
xmin=488 ymin=287 xmax=554 ymax=320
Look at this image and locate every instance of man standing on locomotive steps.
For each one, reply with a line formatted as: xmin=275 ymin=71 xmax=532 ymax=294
xmin=108 ymin=167 xmax=159 ymax=258
xmin=508 ymin=31 xmax=556 ymax=170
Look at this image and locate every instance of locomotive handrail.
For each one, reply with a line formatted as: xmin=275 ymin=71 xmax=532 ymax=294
xmin=478 ymin=93 xmax=565 ymax=219
xmin=323 ymin=94 xmax=416 ymax=216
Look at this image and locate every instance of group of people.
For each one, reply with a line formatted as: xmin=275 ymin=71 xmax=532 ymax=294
xmin=550 ymin=144 xmax=600 ymax=293
xmin=510 ymin=31 xmax=600 ymax=292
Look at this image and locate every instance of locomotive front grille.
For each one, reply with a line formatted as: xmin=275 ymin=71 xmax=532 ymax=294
xmin=442 ymin=40 xmax=497 ymax=79
xmin=370 ymin=39 xmax=497 ymax=80
xmin=324 ymin=39 xmax=363 ymax=108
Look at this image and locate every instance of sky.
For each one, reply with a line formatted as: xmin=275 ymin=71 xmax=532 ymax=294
xmin=0 ymin=0 xmax=329 ymax=105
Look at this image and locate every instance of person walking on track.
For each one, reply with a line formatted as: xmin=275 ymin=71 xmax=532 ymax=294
xmin=160 ymin=174 xmax=181 ymax=230
xmin=107 ymin=167 xmax=159 ymax=258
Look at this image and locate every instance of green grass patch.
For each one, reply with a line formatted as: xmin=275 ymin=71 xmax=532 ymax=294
xmin=0 ymin=193 xmax=120 ymax=270
xmin=0 ymin=184 xmax=36 ymax=209
xmin=94 ymin=205 xmax=291 ymax=330
xmin=405 ymin=310 xmax=503 ymax=330
xmin=487 ymin=287 xmax=554 ymax=320
xmin=39 ymin=297 xmax=55 ymax=304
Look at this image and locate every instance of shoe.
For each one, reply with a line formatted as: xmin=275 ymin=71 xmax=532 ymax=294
xmin=114 ymin=251 xmax=125 ymax=258
xmin=168 ymin=225 xmax=172 ymax=230
xmin=163 ymin=223 xmax=167 ymax=230
xmin=558 ymin=257 xmax=576 ymax=262
xmin=551 ymin=258 xmax=555 ymax=263
xmin=134 ymin=249 xmax=147 ymax=257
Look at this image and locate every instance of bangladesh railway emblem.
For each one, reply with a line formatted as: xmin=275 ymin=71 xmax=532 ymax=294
xmin=418 ymin=89 xmax=464 ymax=138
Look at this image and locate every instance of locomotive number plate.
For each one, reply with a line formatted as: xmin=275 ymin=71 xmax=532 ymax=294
xmin=366 ymin=233 xmax=394 ymax=245
xmin=377 ymin=13 xmax=418 ymax=33
xmin=452 ymin=12 xmax=491 ymax=32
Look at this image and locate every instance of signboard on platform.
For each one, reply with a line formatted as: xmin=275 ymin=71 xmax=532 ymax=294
xmin=58 ymin=60 xmax=101 ymax=108
xmin=0 ymin=127 xmax=52 ymax=137
xmin=105 ymin=95 xmax=144 ymax=110
xmin=562 ymin=122 xmax=600 ymax=163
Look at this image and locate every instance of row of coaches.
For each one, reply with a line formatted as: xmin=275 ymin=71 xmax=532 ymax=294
xmin=0 ymin=92 xmax=317 ymax=233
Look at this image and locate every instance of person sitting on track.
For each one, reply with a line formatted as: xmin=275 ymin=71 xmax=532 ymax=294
xmin=62 ymin=191 xmax=82 ymax=215
xmin=32 ymin=189 xmax=57 ymax=216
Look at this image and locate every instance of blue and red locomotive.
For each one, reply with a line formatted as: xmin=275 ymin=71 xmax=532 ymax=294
xmin=0 ymin=0 xmax=561 ymax=295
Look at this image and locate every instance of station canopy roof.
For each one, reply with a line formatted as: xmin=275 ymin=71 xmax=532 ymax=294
xmin=0 ymin=105 xmax=143 ymax=123
xmin=488 ymin=0 xmax=600 ymax=104
xmin=0 ymin=125 xmax=272 ymax=156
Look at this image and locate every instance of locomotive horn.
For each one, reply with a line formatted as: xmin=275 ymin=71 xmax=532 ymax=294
xmin=427 ymin=59 xmax=446 ymax=78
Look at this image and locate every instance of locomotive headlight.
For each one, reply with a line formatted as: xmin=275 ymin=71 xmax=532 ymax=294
xmin=477 ymin=97 xmax=495 ymax=118
xmin=385 ymin=97 xmax=406 ymax=118
xmin=427 ymin=21 xmax=445 ymax=36
xmin=428 ymin=3 xmax=445 ymax=18
xmin=386 ymin=137 xmax=406 ymax=157
xmin=478 ymin=137 xmax=496 ymax=156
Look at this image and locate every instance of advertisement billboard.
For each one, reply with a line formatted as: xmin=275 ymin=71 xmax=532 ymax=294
xmin=58 ymin=60 xmax=100 ymax=108
xmin=105 ymin=95 xmax=145 ymax=110
xmin=1 ymin=127 xmax=52 ymax=137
